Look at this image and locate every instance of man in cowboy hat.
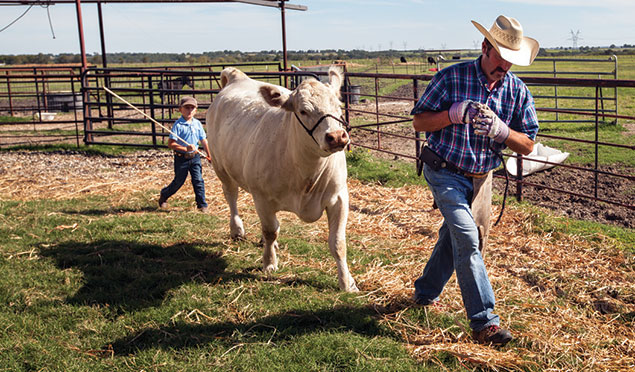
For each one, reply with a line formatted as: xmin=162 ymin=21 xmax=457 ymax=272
xmin=410 ymin=15 xmax=540 ymax=346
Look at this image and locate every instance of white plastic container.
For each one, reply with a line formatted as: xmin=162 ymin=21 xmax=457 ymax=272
xmin=506 ymin=143 xmax=570 ymax=177
xmin=35 ymin=112 xmax=57 ymax=121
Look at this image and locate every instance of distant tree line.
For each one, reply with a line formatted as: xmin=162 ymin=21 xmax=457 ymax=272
xmin=1 ymin=45 xmax=634 ymax=66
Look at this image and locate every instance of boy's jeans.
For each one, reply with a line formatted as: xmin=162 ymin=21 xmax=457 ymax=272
xmin=413 ymin=164 xmax=499 ymax=331
xmin=160 ymin=154 xmax=207 ymax=209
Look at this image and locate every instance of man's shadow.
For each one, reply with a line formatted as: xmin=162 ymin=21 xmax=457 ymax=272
xmin=39 ymin=239 xmax=255 ymax=312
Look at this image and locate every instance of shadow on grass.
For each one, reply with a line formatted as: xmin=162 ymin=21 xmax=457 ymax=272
xmin=109 ymin=304 xmax=389 ymax=356
xmin=61 ymin=206 xmax=160 ymax=216
xmin=38 ymin=239 xmax=255 ymax=312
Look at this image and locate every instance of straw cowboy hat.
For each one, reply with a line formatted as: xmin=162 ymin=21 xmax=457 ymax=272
xmin=472 ymin=15 xmax=539 ymax=66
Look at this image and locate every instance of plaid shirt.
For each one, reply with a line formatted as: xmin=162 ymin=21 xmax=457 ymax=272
xmin=411 ymin=56 xmax=539 ymax=174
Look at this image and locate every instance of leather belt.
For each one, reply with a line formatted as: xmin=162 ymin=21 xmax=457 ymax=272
xmin=443 ymin=161 xmax=488 ymax=179
xmin=419 ymin=145 xmax=488 ymax=179
xmin=174 ymin=151 xmax=196 ymax=159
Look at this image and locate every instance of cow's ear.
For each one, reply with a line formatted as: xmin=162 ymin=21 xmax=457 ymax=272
xmin=260 ymin=85 xmax=293 ymax=111
xmin=327 ymin=66 xmax=343 ymax=92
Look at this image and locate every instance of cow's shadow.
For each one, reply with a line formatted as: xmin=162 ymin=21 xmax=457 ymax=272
xmin=109 ymin=304 xmax=389 ymax=356
xmin=39 ymin=239 xmax=254 ymax=312
xmin=61 ymin=206 xmax=159 ymax=217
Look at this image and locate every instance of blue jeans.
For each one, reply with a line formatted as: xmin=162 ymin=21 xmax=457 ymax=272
xmin=413 ymin=164 xmax=499 ymax=331
xmin=160 ymin=154 xmax=207 ymax=209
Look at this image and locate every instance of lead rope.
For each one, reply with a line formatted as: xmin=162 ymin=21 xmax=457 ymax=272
xmin=103 ymin=87 xmax=213 ymax=170
xmin=491 ymin=146 xmax=509 ymax=226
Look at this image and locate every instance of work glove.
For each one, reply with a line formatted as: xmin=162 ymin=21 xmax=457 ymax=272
xmin=448 ymin=100 xmax=480 ymax=124
xmin=472 ymin=103 xmax=510 ymax=144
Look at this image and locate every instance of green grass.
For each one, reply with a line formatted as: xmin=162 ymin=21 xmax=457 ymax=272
xmin=0 ymin=192 xmax=436 ymax=371
xmin=346 ymin=148 xmax=426 ymax=188
xmin=0 ymin=148 xmax=632 ymax=371
xmin=510 ymin=199 xmax=635 ymax=253
xmin=0 ymin=115 xmax=31 ymax=123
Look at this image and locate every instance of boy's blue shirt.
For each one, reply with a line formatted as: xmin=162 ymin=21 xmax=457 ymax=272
xmin=170 ymin=116 xmax=206 ymax=152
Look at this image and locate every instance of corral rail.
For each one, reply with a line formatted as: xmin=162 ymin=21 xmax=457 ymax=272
xmin=1 ymin=64 xmax=633 ymax=221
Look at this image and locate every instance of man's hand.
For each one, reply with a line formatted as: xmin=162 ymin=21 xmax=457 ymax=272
xmin=186 ymin=144 xmax=195 ymax=152
xmin=473 ymin=103 xmax=510 ymax=143
xmin=448 ymin=100 xmax=480 ymax=124
xmin=205 ymin=155 xmax=212 ymax=163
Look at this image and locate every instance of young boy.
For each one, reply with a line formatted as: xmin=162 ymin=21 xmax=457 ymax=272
xmin=158 ymin=96 xmax=212 ymax=213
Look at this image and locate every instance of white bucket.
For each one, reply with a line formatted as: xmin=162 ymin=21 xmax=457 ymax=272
xmin=34 ymin=112 xmax=57 ymax=121
xmin=506 ymin=143 xmax=570 ymax=177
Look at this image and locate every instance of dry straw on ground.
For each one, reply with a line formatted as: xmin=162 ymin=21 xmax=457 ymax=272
xmin=1 ymin=150 xmax=633 ymax=371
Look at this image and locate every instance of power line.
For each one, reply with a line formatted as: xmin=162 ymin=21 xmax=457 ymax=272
xmin=0 ymin=4 xmax=34 ymax=33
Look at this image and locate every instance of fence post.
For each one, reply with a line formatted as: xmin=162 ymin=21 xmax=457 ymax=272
xmin=612 ymin=55 xmax=618 ymax=125
xmin=515 ymin=155 xmax=524 ymax=201
xmin=553 ymin=59 xmax=559 ymax=122
xmin=148 ymin=75 xmax=158 ymax=148
xmin=594 ymin=86 xmax=599 ymax=198
xmin=104 ymin=71 xmax=114 ymax=129
xmin=82 ymin=70 xmax=93 ymax=144
xmin=374 ymin=77 xmax=380 ymax=149
xmin=413 ymin=78 xmax=421 ymax=170
xmin=6 ymin=71 xmax=14 ymax=116
xmin=34 ymin=68 xmax=42 ymax=122
xmin=70 ymin=74 xmax=81 ymax=148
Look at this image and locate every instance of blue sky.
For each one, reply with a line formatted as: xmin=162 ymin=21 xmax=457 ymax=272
xmin=1 ymin=0 xmax=633 ymax=55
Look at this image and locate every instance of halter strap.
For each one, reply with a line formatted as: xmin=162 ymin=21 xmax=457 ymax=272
xmin=293 ymin=113 xmax=349 ymax=145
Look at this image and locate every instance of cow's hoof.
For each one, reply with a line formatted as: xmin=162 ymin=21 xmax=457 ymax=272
xmin=230 ymin=233 xmax=245 ymax=241
xmin=346 ymin=283 xmax=360 ymax=293
xmin=341 ymin=280 xmax=359 ymax=292
xmin=230 ymin=229 xmax=245 ymax=240
xmin=263 ymin=263 xmax=278 ymax=274
xmin=230 ymin=220 xmax=245 ymax=240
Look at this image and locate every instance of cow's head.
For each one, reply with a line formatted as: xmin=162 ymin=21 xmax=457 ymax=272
xmin=260 ymin=66 xmax=349 ymax=154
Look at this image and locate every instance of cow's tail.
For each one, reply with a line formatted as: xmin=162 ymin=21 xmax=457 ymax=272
xmin=220 ymin=67 xmax=248 ymax=89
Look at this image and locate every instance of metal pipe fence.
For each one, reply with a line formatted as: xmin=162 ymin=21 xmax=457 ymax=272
xmin=439 ymin=55 xmax=619 ymax=124
xmin=0 ymin=64 xmax=633 ymax=213
xmin=342 ymin=70 xmax=634 ymax=212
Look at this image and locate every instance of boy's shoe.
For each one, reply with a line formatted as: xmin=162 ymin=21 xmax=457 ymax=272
xmin=472 ymin=325 xmax=513 ymax=346
xmin=198 ymin=206 xmax=209 ymax=214
xmin=158 ymin=196 xmax=168 ymax=209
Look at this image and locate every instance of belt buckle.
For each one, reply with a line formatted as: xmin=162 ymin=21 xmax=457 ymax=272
xmin=465 ymin=171 xmax=488 ymax=178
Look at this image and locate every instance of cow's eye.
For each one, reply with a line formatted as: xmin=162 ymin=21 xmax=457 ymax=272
xmin=300 ymin=110 xmax=307 ymax=116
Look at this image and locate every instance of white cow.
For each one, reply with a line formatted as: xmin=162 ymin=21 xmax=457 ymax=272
xmin=205 ymin=66 xmax=358 ymax=292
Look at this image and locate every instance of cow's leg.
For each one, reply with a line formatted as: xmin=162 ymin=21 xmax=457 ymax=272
xmin=326 ymin=193 xmax=358 ymax=292
xmin=221 ymin=181 xmax=245 ymax=240
xmin=253 ymin=198 xmax=279 ymax=274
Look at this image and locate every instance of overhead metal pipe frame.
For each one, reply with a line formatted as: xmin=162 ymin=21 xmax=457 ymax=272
xmin=0 ymin=0 xmax=307 ymax=77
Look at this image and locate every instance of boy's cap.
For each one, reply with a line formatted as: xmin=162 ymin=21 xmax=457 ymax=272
xmin=179 ymin=96 xmax=198 ymax=107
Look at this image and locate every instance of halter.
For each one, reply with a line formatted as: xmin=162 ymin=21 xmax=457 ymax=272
xmin=293 ymin=112 xmax=350 ymax=146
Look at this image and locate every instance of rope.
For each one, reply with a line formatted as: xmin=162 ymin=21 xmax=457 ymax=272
xmin=103 ymin=87 xmax=211 ymax=163
xmin=491 ymin=146 xmax=509 ymax=226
